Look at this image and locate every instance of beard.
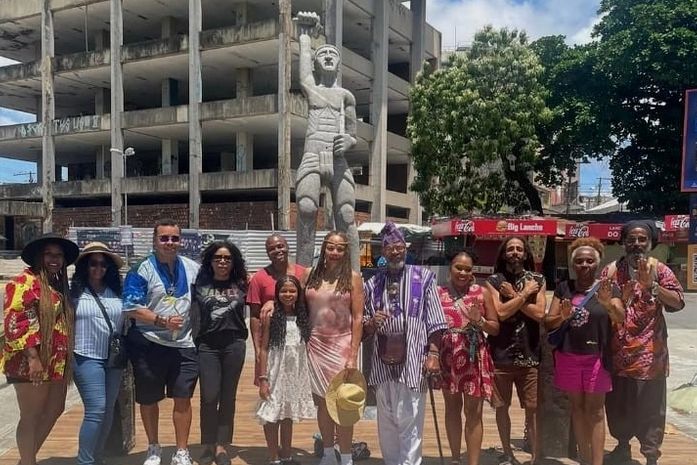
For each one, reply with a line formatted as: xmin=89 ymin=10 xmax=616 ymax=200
xmin=387 ymin=260 xmax=405 ymax=272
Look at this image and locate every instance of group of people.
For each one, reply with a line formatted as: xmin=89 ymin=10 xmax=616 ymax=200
xmin=1 ymin=218 xmax=685 ymax=465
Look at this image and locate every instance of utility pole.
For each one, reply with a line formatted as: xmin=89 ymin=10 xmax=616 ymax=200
xmin=595 ymin=177 xmax=612 ymax=207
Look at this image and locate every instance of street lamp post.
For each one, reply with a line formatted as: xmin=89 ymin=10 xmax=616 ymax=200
xmin=109 ymin=146 xmax=136 ymax=225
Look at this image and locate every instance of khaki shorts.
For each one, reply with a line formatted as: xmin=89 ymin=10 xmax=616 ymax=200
xmin=493 ymin=365 xmax=538 ymax=409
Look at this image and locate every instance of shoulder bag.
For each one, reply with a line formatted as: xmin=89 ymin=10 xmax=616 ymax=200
xmin=89 ymin=287 xmax=128 ymax=369
xmin=547 ymin=280 xmax=601 ymax=349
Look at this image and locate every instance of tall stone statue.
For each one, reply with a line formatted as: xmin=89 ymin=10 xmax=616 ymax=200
xmin=294 ymin=11 xmax=360 ymax=271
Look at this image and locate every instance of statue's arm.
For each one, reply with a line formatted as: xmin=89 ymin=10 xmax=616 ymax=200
xmin=345 ymin=90 xmax=357 ymax=147
xmin=299 ymin=32 xmax=315 ymax=91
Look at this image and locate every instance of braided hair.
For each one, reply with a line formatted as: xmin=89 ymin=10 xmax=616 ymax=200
xmin=268 ymin=275 xmax=311 ymax=349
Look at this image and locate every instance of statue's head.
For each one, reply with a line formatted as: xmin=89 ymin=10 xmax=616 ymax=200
xmin=314 ymin=44 xmax=341 ymax=73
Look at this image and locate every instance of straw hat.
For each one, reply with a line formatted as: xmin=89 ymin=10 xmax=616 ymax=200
xmin=21 ymin=233 xmax=80 ymax=267
xmin=325 ymin=369 xmax=367 ymax=427
xmin=75 ymin=242 xmax=125 ymax=269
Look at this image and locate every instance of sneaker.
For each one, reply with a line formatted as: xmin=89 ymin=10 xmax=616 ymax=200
xmin=604 ymin=444 xmax=631 ymax=465
xmin=144 ymin=444 xmax=162 ymax=465
xmin=215 ymin=451 xmax=232 ymax=465
xmin=319 ymin=450 xmax=339 ymax=465
xmin=171 ymin=448 xmax=193 ymax=465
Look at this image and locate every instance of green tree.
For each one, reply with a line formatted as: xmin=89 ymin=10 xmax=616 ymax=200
xmin=589 ymin=0 xmax=697 ymax=214
xmin=530 ymin=36 xmax=615 ymax=189
xmin=408 ymin=26 xmax=551 ymax=216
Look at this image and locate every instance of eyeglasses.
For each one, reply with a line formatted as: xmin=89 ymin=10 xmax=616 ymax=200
xmin=213 ymin=255 xmax=232 ymax=262
xmin=88 ymin=260 xmax=107 ymax=268
xmin=384 ymin=244 xmax=406 ymax=254
xmin=158 ymin=235 xmax=181 ymax=244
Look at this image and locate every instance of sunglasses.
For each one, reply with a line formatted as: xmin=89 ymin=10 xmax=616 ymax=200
xmin=88 ymin=260 xmax=107 ymax=268
xmin=158 ymin=235 xmax=181 ymax=243
xmin=213 ymin=255 xmax=232 ymax=262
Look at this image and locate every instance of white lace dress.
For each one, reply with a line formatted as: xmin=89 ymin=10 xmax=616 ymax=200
xmin=255 ymin=316 xmax=317 ymax=424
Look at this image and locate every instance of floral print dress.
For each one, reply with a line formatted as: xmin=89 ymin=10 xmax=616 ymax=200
xmin=438 ymin=285 xmax=496 ymax=401
xmin=2 ymin=270 xmax=70 ymax=381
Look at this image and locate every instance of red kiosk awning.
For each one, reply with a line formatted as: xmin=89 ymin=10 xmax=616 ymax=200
xmin=432 ymin=218 xmax=557 ymax=238
xmin=660 ymin=214 xmax=689 ymax=242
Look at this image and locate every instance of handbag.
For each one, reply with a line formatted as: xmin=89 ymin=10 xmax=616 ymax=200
xmin=377 ymin=332 xmax=407 ymax=365
xmin=89 ymin=287 xmax=128 ymax=369
xmin=547 ymin=280 xmax=601 ymax=349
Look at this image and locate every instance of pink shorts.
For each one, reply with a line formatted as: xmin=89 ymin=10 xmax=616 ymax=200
xmin=554 ymin=351 xmax=612 ymax=394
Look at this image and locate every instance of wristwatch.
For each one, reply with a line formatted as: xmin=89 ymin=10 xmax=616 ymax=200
xmin=650 ymin=281 xmax=660 ymax=297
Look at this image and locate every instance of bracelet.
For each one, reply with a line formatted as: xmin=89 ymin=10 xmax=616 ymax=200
xmin=258 ymin=375 xmax=269 ymax=382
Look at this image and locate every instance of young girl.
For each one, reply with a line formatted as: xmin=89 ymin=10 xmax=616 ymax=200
xmin=256 ymin=275 xmax=316 ymax=465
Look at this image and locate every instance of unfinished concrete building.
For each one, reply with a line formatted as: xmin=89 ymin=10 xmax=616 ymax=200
xmin=0 ymin=0 xmax=440 ymax=248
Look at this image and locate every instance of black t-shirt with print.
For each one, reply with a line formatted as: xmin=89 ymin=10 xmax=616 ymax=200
xmin=487 ymin=270 xmax=545 ymax=367
xmin=554 ymin=280 xmax=620 ymax=357
xmin=191 ymin=281 xmax=248 ymax=346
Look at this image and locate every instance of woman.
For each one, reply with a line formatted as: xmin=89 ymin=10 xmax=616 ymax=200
xmin=303 ymin=231 xmax=363 ymax=465
xmin=191 ymin=240 xmax=249 ymax=465
xmin=438 ymin=250 xmax=500 ymax=465
xmin=2 ymin=233 xmax=79 ymax=465
xmin=545 ymin=237 xmax=625 ymax=465
xmin=70 ymin=241 xmax=125 ymax=465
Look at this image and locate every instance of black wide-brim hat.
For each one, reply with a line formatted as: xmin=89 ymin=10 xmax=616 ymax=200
xmin=21 ymin=233 xmax=80 ymax=267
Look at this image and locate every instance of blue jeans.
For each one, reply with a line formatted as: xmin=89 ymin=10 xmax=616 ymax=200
xmin=73 ymin=353 xmax=123 ymax=465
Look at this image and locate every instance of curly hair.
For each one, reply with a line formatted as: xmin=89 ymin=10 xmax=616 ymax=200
xmin=494 ymin=236 xmax=535 ymax=273
xmin=569 ymin=237 xmax=604 ymax=261
xmin=305 ymin=231 xmax=353 ymax=293
xmin=70 ymin=253 xmax=123 ymax=300
xmin=269 ymin=275 xmax=311 ymax=349
xmin=195 ymin=240 xmax=248 ymax=292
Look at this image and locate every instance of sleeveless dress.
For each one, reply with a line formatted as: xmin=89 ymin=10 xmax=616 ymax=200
xmin=438 ymin=284 xmax=496 ymax=401
xmin=255 ymin=316 xmax=316 ymax=424
xmin=305 ymin=287 xmax=353 ymax=397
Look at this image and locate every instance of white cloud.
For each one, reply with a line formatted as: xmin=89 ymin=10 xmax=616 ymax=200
xmin=426 ymin=0 xmax=601 ymax=49
xmin=0 ymin=109 xmax=35 ymax=126
xmin=0 ymin=56 xmax=18 ymax=68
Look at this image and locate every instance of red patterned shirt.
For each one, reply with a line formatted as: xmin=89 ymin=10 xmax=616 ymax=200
xmin=2 ymin=269 xmax=70 ymax=381
xmin=600 ymin=258 xmax=683 ymax=380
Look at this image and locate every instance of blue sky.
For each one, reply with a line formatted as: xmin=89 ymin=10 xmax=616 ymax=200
xmin=0 ymin=0 xmax=610 ymax=189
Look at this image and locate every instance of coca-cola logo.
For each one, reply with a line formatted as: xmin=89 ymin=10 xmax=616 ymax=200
xmin=456 ymin=220 xmax=474 ymax=234
xmin=670 ymin=216 xmax=689 ymax=230
xmin=568 ymin=225 xmax=589 ymax=237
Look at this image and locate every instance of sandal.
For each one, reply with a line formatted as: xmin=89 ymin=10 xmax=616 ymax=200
xmin=351 ymin=441 xmax=370 ymax=461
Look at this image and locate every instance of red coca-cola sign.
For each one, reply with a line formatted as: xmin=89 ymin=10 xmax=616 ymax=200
xmin=664 ymin=215 xmax=689 ymax=232
xmin=565 ymin=223 xmax=623 ymax=241
xmin=432 ymin=218 xmax=557 ymax=237
xmin=455 ymin=220 xmax=474 ymax=234
xmin=565 ymin=224 xmax=590 ymax=238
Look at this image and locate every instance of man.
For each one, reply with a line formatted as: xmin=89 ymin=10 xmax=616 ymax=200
xmin=363 ymin=222 xmax=447 ymax=465
xmin=602 ymin=220 xmax=684 ymax=465
xmin=485 ymin=236 xmax=546 ymax=465
xmin=294 ymin=11 xmax=360 ymax=271
xmin=247 ymin=233 xmax=305 ymax=384
xmin=123 ymin=219 xmax=200 ymax=465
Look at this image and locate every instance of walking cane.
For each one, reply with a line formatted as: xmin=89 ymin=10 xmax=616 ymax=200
xmin=427 ymin=374 xmax=445 ymax=465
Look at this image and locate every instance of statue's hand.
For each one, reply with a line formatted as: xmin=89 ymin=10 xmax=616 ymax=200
xmin=295 ymin=11 xmax=321 ymax=36
xmin=333 ymin=133 xmax=355 ymax=157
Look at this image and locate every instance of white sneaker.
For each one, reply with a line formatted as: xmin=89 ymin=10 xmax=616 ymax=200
xmin=143 ymin=444 xmax=162 ymax=465
xmin=319 ymin=449 xmax=338 ymax=465
xmin=170 ymin=448 xmax=193 ymax=465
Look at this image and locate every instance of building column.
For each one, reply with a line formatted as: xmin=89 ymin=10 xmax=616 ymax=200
xmin=36 ymin=151 xmax=43 ymax=184
xmin=96 ymin=146 xmax=106 ymax=179
xmin=236 ymin=68 xmax=253 ymax=172
xmin=110 ymin=0 xmax=124 ymax=226
xmin=162 ymin=78 xmax=179 ymax=107
xmin=161 ymin=16 xmax=177 ymax=38
xmin=233 ymin=2 xmax=248 ymax=25
xmin=188 ymin=0 xmax=203 ymax=228
xmin=94 ymin=87 xmax=109 ymax=114
xmin=277 ymin=0 xmax=292 ymax=230
xmin=324 ymin=0 xmax=343 ymax=85
xmin=410 ymin=0 xmax=426 ymax=83
xmin=40 ymin=0 xmax=55 ymax=233
xmin=369 ymin=1 xmax=388 ymax=222
xmin=407 ymin=162 xmax=421 ymax=224
xmin=93 ymin=29 xmax=109 ymax=51
xmin=162 ymin=139 xmax=179 ymax=175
